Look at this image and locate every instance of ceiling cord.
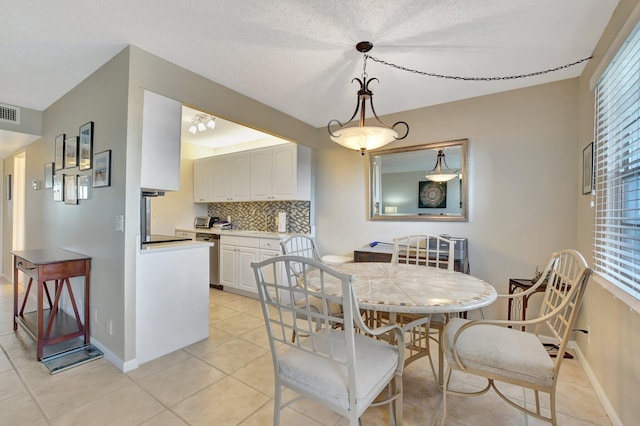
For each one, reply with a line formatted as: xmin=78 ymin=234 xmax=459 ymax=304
xmin=365 ymin=54 xmax=593 ymax=81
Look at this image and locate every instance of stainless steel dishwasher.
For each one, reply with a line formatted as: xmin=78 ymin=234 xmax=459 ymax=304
xmin=196 ymin=233 xmax=220 ymax=288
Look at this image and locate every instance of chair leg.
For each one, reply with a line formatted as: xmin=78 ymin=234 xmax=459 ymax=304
xmin=273 ymin=383 xmax=282 ymax=425
xmin=438 ymin=326 xmax=444 ymax=387
xmin=394 ymin=374 xmax=403 ymax=425
xmin=349 ymin=413 xmax=359 ymax=426
xmin=425 ymin=344 xmax=438 ymax=384
xmin=441 ymin=366 xmax=452 ymax=426
xmin=550 ymin=389 xmax=557 ymax=426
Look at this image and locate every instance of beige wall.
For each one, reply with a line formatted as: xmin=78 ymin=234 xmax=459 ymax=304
xmin=314 ymin=78 xmax=579 ymax=320
xmin=3 ymin=3 xmax=639 ymax=415
xmin=2 ymin=48 xmax=131 ymax=358
xmin=574 ymin=1 xmax=640 ymax=424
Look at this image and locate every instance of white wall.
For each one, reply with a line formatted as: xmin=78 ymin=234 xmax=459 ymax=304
xmin=3 ymin=48 xmax=130 ymax=361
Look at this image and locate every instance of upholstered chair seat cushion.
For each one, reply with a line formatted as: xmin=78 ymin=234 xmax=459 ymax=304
xmin=296 ymin=296 xmax=342 ymax=316
xmin=442 ymin=318 xmax=554 ymax=388
xmin=279 ymin=330 xmax=399 ymax=411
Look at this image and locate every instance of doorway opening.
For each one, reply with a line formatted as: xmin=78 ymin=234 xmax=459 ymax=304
xmin=12 ymin=152 xmax=25 ymax=251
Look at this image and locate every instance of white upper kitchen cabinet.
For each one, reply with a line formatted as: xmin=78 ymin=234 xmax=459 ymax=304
xmin=140 ymin=90 xmax=182 ymax=191
xmin=250 ymin=148 xmax=272 ymax=200
xmin=194 ymin=142 xmax=311 ymax=202
xmin=193 ymin=156 xmax=215 ymax=202
xmin=250 ymin=143 xmax=311 ymax=200
xmin=213 ymin=152 xmax=251 ymax=202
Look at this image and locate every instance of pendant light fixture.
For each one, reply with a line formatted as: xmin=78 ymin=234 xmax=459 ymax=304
xmin=328 ymin=41 xmax=409 ymax=155
xmin=188 ymin=114 xmax=216 ymax=135
xmin=425 ymin=150 xmax=460 ymax=182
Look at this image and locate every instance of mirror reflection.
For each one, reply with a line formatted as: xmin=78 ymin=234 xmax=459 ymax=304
xmin=368 ymin=139 xmax=468 ymax=221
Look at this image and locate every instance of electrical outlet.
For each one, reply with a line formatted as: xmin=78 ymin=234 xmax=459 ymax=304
xmin=93 ymin=308 xmax=98 ymax=323
xmin=108 ymin=320 xmax=114 ymax=336
xmin=115 ymin=215 xmax=124 ymax=232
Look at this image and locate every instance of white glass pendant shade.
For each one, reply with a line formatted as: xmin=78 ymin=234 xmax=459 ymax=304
xmin=330 ymin=126 xmax=398 ymax=152
xmin=425 ymin=150 xmax=459 ymax=182
xmin=425 ymin=171 xmax=458 ymax=182
xmin=197 ymin=121 xmax=206 ymax=132
xmin=188 ymin=125 xmax=197 ymax=135
xmin=206 ymin=118 xmax=216 ymax=129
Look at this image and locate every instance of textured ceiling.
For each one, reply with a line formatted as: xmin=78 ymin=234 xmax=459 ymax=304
xmin=0 ymin=0 xmax=620 ymax=156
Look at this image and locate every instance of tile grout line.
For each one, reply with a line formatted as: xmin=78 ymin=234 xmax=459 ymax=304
xmin=0 ymin=343 xmax=52 ymax=425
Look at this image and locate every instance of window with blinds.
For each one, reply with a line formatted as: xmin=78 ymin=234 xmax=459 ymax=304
xmin=594 ymin=20 xmax=640 ymax=300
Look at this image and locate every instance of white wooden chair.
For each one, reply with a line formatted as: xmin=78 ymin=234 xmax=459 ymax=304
xmin=279 ymin=235 xmax=343 ymax=341
xmin=390 ymin=234 xmax=455 ymax=385
xmin=279 ymin=235 xmax=322 ymax=264
xmin=251 ymin=255 xmax=405 ymax=426
xmin=441 ymin=249 xmax=593 ymax=425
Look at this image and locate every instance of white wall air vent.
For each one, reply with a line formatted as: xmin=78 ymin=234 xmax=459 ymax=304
xmin=0 ymin=103 xmax=21 ymax=124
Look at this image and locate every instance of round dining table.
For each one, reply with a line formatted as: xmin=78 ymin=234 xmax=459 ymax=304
xmin=304 ymin=261 xmax=497 ymax=386
xmin=307 ymin=262 xmax=497 ymax=315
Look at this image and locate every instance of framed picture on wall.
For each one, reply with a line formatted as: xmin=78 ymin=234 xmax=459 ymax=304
xmin=64 ymin=136 xmax=78 ymax=169
xmin=78 ymin=121 xmax=94 ymax=171
xmin=53 ymin=174 xmax=64 ymax=202
xmin=93 ymin=150 xmax=111 ymax=187
xmin=582 ymin=142 xmax=594 ymax=194
xmin=55 ymin=134 xmax=65 ymax=171
xmin=64 ymin=175 xmax=77 ymax=204
xmin=44 ymin=163 xmax=54 ymax=188
xmin=78 ymin=175 xmax=91 ymax=200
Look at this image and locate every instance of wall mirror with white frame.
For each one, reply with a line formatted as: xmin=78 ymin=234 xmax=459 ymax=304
xmin=367 ymin=139 xmax=468 ymax=221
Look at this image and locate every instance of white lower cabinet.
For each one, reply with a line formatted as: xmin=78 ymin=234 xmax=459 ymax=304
xmin=220 ymin=235 xmax=281 ymax=294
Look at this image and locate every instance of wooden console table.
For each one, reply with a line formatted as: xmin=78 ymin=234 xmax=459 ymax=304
xmin=508 ymin=278 xmax=547 ymax=331
xmin=12 ymin=248 xmax=91 ymax=360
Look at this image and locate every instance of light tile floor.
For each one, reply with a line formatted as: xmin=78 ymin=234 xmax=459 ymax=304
xmin=0 ymin=280 xmax=611 ymax=425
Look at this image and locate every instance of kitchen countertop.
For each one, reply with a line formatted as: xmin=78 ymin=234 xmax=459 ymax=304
xmin=139 ymin=239 xmax=214 ymax=253
xmin=176 ymin=228 xmax=306 ymax=239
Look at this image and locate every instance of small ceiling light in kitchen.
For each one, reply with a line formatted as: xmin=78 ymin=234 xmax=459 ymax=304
xmin=188 ymin=114 xmax=216 ymax=135
xmin=425 ymin=150 xmax=460 ymax=182
xmin=327 ymin=41 xmax=409 ymax=156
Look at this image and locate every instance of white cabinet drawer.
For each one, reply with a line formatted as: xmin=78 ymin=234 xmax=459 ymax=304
xmin=259 ymin=238 xmax=280 ymax=251
xmin=220 ymin=235 xmax=238 ymax=245
xmin=237 ymin=236 xmax=260 ymax=248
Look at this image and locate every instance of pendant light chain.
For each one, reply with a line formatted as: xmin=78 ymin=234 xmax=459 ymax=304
xmin=362 ymin=52 xmax=369 ymax=79
xmin=364 ymin=54 xmax=592 ymax=81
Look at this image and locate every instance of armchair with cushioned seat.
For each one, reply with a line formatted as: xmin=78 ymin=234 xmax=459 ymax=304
xmin=440 ymin=249 xmax=593 ymax=425
xmin=251 ymin=255 xmax=405 ymax=426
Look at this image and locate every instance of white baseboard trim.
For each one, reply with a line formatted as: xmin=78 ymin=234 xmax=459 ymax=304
xmin=90 ymin=338 xmax=138 ymax=373
xmin=569 ymin=343 xmax=622 ymax=426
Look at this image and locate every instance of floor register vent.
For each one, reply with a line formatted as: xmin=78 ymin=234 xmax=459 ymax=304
xmin=0 ymin=103 xmax=20 ymax=124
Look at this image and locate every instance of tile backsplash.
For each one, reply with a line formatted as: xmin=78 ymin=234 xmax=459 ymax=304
xmin=208 ymin=201 xmax=311 ymax=233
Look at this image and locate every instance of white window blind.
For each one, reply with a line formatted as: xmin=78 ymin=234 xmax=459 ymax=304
xmin=594 ymin=20 xmax=640 ymax=300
